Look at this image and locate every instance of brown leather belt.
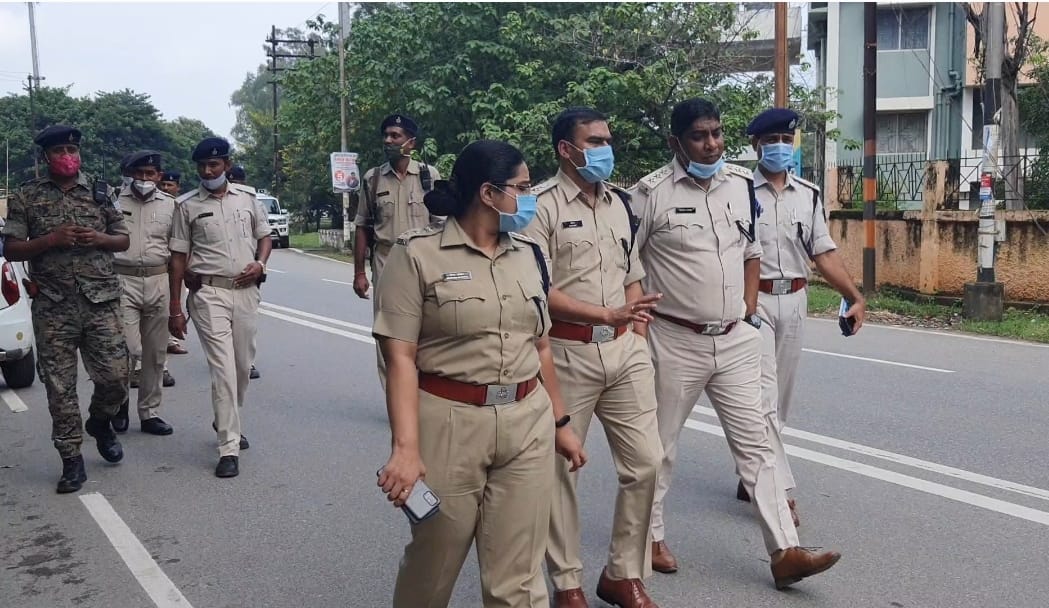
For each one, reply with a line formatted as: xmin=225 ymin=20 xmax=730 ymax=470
xmin=418 ymin=373 xmax=539 ymax=406
xmin=652 ymin=311 xmax=737 ymax=336
xmin=114 ymin=264 xmax=167 ymax=277
xmin=549 ymin=321 xmax=627 ymax=343
xmin=759 ymin=278 xmax=807 ymax=295
xmin=199 ymin=275 xmax=252 ymax=290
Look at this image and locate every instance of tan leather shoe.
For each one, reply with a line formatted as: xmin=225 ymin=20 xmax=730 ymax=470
xmin=651 ymin=540 xmax=678 ymax=574
xmin=788 ymin=498 xmax=800 ymax=527
xmin=553 ymin=587 xmax=588 ymax=608
xmin=596 ymin=569 xmax=658 ymax=608
xmin=771 ymin=546 xmax=841 ymax=589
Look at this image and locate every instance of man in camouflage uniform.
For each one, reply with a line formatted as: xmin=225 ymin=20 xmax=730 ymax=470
xmin=2 ymin=125 xmax=131 ymax=494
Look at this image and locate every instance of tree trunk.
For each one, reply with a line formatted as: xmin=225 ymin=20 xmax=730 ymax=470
xmin=1001 ymin=73 xmax=1025 ymax=210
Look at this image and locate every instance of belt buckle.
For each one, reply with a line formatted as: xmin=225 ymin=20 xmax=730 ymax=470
xmin=701 ymin=323 xmax=727 ymax=336
xmin=590 ymin=325 xmax=616 ymax=343
xmin=771 ymin=279 xmax=792 ymax=295
xmin=484 ymin=384 xmax=516 ymax=406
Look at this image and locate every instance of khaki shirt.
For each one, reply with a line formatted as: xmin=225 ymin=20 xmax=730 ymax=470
xmin=2 ymin=173 xmax=128 ymax=303
xmin=373 ymin=217 xmax=551 ymax=386
xmin=754 ymin=170 xmax=836 ymax=280
xmin=170 ymin=184 xmax=270 ymax=277
xmin=353 ymin=159 xmax=442 ymax=247
xmin=631 ymin=160 xmax=762 ymax=325
xmin=522 ymin=170 xmax=644 ymax=312
xmin=113 ymin=189 xmax=176 ymax=268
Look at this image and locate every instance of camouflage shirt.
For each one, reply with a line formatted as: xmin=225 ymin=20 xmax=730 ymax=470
xmin=2 ymin=173 xmax=128 ymax=303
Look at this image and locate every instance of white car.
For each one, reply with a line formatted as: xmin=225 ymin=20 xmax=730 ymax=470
xmin=257 ymin=191 xmax=290 ymax=249
xmin=0 ymin=241 xmax=36 ymax=389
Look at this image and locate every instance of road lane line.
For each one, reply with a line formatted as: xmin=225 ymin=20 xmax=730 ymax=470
xmin=290 ymin=248 xmax=353 ymax=267
xmin=1 ymin=388 xmax=27 ymax=413
xmin=808 ymin=317 xmax=1049 ymax=348
xmin=802 ymin=348 xmax=955 ymax=373
xmin=322 ymin=278 xmax=354 ymax=286
xmin=684 ymin=419 xmax=1049 ymax=528
xmin=691 ymin=406 xmax=1049 ymax=502
xmin=260 ymin=302 xmax=373 ymax=334
xmin=266 ymin=269 xmax=286 ymax=274
xmin=259 ymin=309 xmax=375 ymax=344
xmin=79 ymin=493 xmax=194 ymax=607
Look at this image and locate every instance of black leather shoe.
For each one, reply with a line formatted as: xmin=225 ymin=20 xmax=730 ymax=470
xmin=129 ymin=368 xmax=140 ymax=389
xmin=162 ymin=369 xmax=175 ymax=387
xmin=84 ymin=417 xmax=124 ymax=463
xmin=112 ymin=402 xmax=130 ymax=434
xmin=249 ymin=365 xmax=260 ymax=380
xmin=56 ymin=455 xmax=87 ymax=494
xmin=737 ymin=480 xmax=751 ymax=502
xmin=141 ymin=417 xmax=174 ymax=436
xmin=212 ymin=421 xmax=250 ymax=450
xmin=215 ymin=455 xmax=239 ymax=478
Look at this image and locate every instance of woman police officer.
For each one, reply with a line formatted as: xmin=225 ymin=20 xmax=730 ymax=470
xmin=374 ymin=140 xmax=587 ymax=607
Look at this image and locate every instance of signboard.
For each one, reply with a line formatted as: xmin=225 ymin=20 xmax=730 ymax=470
xmin=330 ymin=152 xmax=361 ymax=193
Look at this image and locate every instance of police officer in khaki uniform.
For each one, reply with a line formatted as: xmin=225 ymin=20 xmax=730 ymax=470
xmin=226 ymin=165 xmax=261 ymax=380
xmin=157 ymin=170 xmax=190 ymax=357
xmin=168 ymin=137 xmax=271 ymax=479
xmin=374 ymin=140 xmax=586 ymax=608
xmin=739 ymin=108 xmax=866 ymax=507
xmin=632 ymin=99 xmax=840 ymax=589
xmin=522 ymin=108 xmax=662 ymax=608
xmin=111 ymin=150 xmax=176 ymax=436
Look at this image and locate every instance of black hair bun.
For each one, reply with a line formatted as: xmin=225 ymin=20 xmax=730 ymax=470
xmin=424 ymin=180 xmax=460 ymax=216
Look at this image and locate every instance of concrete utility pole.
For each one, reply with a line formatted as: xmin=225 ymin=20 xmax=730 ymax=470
xmin=773 ymin=2 xmax=789 ymax=107
xmin=339 ymin=2 xmax=352 ymax=249
xmin=861 ymin=2 xmax=877 ymax=295
xmin=964 ymin=1 xmax=1006 ymax=320
xmin=27 ymin=2 xmax=44 ymax=178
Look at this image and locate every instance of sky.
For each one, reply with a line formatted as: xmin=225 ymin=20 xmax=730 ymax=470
xmin=0 ymin=1 xmax=331 ymax=142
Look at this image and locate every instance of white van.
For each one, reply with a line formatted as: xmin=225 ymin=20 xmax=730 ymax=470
xmin=257 ymin=191 xmax=290 ymax=249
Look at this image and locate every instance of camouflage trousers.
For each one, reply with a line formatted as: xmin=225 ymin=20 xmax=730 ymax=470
xmin=32 ymin=294 xmax=129 ymax=458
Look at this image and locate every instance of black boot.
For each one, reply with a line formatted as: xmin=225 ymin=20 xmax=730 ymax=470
xmin=85 ymin=417 xmax=124 ymax=463
xmin=56 ymin=455 xmax=87 ymax=494
xmin=112 ymin=401 xmax=130 ymax=433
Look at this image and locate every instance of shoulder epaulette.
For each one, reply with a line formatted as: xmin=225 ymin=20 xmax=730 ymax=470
xmin=176 ymin=190 xmax=198 ymax=205
xmin=637 ymin=164 xmax=674 ymax=193
xmin=791 ymin=174 xmax=820 ymax=193
xmin=508 ymin=231 xmax=537 ymax=245
xmin=230 ymin=183 xmax=257 ymax=195
xmin=532 ymin=178 xmax=559 ymax=197
xmin=19 ymin=176 xmax=46 ymax=187
xmin=395 ymin=224 xmax=441 ymax=246
xmin=154 ymin=190 xmax=174 ymax=201
xmin=723 ymin=163 xmax=753 ymax=180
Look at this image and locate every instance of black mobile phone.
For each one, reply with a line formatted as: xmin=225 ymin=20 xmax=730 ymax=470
xmin=838 ymin=298 xmax=856 ymax=337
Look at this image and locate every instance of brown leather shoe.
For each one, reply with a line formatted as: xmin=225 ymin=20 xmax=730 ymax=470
xmin=596 ymin=569 xmax=658 ymax=608
xmin=167 ymin=341 xmax=188 ymax=355
xmin=788 ymin=498 xmax=800 ymax=527
xmin=553 ymin=588 xmax=588 ymax=608
xmin=736 ymin=479 xmax=751 ymax=502
xmin=771 ymin=547 xmax=841 ymax=589
xmin=651 ymin=540 xmax=678 ymax=574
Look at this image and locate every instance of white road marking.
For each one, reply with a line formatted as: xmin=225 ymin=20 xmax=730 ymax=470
xmin=691 ymin=406 xmax=1049 ymax=502
xmin=260 ymin=302 xmax=373 ymax=334
xmin=265 ymin=269 xmax=286 ymax=274
xmin=1 ymin=388 xmax=27 ymax=413
xmin=259 ymin=309 xmax=375 ymax=345
xmin=802 ymin=347 xmax=955 ymax=373
xmin=321 ymin=278 xmax=354 ymax=286
xmin=79 ymin=493 xmax=194 ymax=607
xmin=684 ymin=419 xmax=1049 ymax=528
xmin=809 ymin=317 xmax=1049 ymax=348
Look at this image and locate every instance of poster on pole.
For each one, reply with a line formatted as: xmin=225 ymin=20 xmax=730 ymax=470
xmin=330 ymin=152 xmax=361 ymax=193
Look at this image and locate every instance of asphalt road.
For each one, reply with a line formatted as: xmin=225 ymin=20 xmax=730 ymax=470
xmin=2 ymin=248 xmax=1048 ymax=608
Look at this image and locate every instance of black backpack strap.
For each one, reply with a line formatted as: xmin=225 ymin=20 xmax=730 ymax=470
xmin=735 ymin=178 xmax=758 ymax=243
xmin=525 ymin=241 xmax=550 ymax=296
xmin=419 ymin=163 xmax=433 ymax=192
xmin=612 ymin=188 xmax=640 ymax=273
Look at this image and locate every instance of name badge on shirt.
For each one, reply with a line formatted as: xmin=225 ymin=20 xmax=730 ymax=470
xmin=674 ymin=207 xmax=697 ymax=214
xmin=122 ymin=210 xmax=133 ymax=216
xmin=376 ymin=191 xmax=390 ymax=197
xmin=195 ymin=212 xmax=214 ymax=220
xmin=561 ymin=220 xmax=584 ymax=229
xmin=442 ymin=272 xmax=472 ymax=282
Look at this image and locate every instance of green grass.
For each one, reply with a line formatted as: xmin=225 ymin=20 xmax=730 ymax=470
xmin=288 ymin=231 xmax=354 ymax=264
xmin=960 ymin=311 xmax=1049 ymax=343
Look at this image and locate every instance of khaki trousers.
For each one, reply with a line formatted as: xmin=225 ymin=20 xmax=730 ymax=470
xmin=546 ymin=331 xmax=662 ymax=589
xmin=393 ymin=385 xmax=554 ymax=608
xmin=120 ymin=274 xmax=169 ymax=420
xmin=372 ymin=246 xmax=390 ymax=390
xmin=757 ymin=289 xmax=808 ymax=491
xmin=647 ymin=316 xmax=798 ymax=554
xmin=187 ymin=284 xmax=260 ymax=457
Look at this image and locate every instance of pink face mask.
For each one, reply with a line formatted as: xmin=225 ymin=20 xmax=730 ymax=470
xmin=49 ymin=153 xmax=81 ymax=178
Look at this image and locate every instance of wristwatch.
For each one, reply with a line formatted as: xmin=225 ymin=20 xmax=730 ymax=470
xmin=744 ymin=314 xmax=762 ymax=329
xmin=555 ymin=415 xmax=571 ymax=429
xmin=257 ymin=261 xmax=267 ymax=273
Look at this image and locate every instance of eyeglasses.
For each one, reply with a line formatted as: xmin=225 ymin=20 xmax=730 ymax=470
xmin=490 ymin=182 xmax=533 ymax=193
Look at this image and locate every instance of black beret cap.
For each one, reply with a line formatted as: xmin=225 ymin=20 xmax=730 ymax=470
xmin=380 ymin=114 xmax=418 ymax=137
xmin=229 ymin=165 xmax=246 ymax=180
xmin=34 ymin=125 xmax=81 ymax=149
xmin=746 ymin=108 xmax=800 ymax=137
xmin=161 ymin=170 xmax=181 ymax=183
xmin=192 ymin=137 xmax=231 ymax=162
xmin=126 ymin=149 xmax=163 ymax=170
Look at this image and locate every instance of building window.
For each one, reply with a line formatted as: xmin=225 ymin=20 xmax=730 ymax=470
xmin=877 ymin=112 xmax=928 ymax=154
xmin=877 ymin=6 xmax=930 ymax=50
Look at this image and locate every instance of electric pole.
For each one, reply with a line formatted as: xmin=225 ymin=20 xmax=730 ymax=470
xmin=339 ymin=3 xmax=353 ymax=249
xmin=265 ymin=26 xmax=318 ymax=192
xmin=862 ymin=2 xmax=876 ymax=295
xmin=773 ymin=2 xmax=788 ymax=107
xmin=27 ymin=2 xmax=45 ymax=178
xmin=964 ymin=2 xmax=1006 ymax=320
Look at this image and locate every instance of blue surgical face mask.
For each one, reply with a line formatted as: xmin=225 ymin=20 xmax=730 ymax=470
xmin=201 ymin=173 xmax=227 ymax=191
xmin=674 ymin=138 xmax=724 ymax=180
xmin=759 ymin=142 xmax=794 ymax=174
xmin=569 ymin=143 xmax=614 ymax=183
xmin=494 ymin=188 xmax=538 ymax=233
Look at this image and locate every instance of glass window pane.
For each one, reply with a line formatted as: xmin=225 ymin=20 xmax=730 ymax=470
xmin=877 ymin=11 xmax=900 ymax=50
xmin=900 ymin=7 xmax=929 ymax=49
xmin=877 ymin=114 xmax=898 ymax=153
xmin=897 ymin=113 xmax=927 ymax=154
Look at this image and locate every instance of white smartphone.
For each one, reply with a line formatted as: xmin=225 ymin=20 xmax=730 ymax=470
xmin=378 ymin=468 xmax=441 ymax=525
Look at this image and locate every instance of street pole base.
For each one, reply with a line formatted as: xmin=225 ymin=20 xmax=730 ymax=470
xmin=962 ymin=282 xmax=1004 ymax=321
